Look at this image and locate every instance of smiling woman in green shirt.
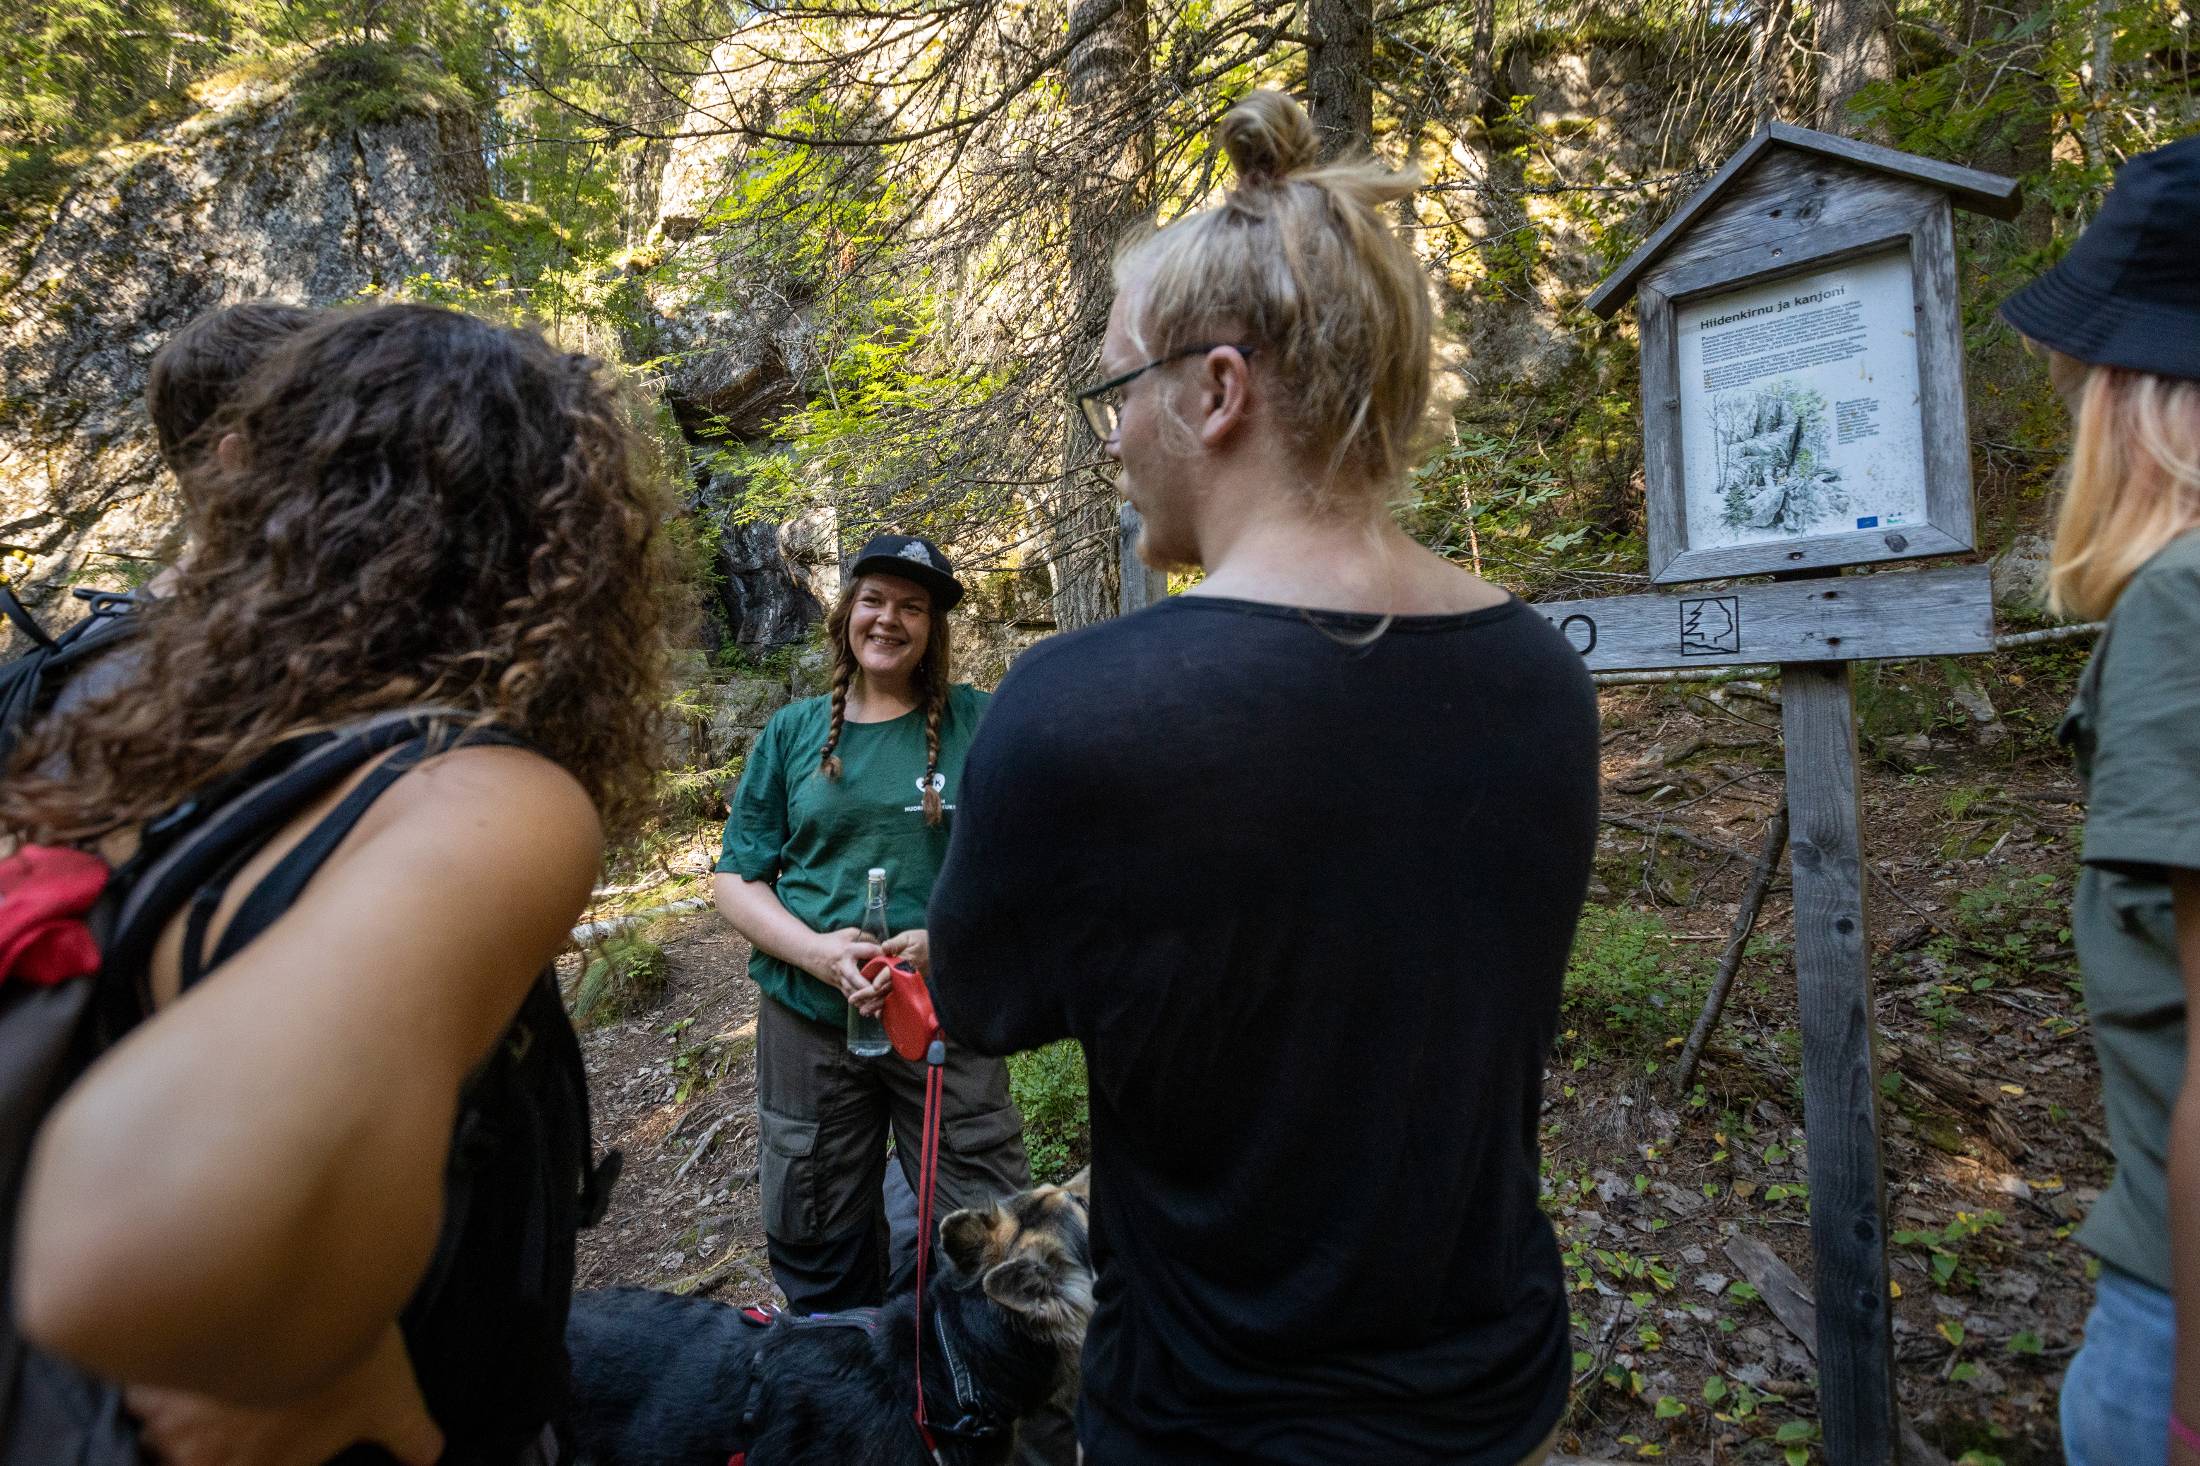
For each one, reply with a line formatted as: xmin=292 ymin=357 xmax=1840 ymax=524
xmin=711 ymin=534 xmax=1033 ymax=1318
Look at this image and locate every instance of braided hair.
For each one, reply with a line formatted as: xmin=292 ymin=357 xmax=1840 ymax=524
xmin=816 ymin=575 xmax=955 ymax=826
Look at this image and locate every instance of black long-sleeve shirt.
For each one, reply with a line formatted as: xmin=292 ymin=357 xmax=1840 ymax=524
xmin=929 ymin=593 xmax=1599 ymax=1465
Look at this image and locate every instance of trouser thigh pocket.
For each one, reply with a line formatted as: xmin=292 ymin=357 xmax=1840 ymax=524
xmin=758 ymin=1104 xmax=821 ymax=1242
xmin=940 ymin=1098 xmax=1031 ymax=1210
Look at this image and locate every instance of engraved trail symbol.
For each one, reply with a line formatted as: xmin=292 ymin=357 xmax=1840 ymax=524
xmin=1679 ymin=596 xmax=1741 ymax=656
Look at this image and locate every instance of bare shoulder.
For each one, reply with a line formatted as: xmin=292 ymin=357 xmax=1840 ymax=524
xmin=389 ymin=743 xmax=597 ymax=824
xmin=339 ymin=743 xmax=603 ymax=896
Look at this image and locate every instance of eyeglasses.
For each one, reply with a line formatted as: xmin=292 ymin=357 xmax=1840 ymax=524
xmin=1073 ymin=343 xmax=1258 ymax=444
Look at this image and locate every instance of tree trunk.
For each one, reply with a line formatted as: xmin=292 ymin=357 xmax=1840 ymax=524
xmin=1815 ymin=0 xmax=1894 ymax=137
xmin=1751 ymin=0 xmax=1793 ymax=124
xmin=1309 ymin=0 xmax=1374 ymax=158
xmin=1052 ymin=0 xmax=1151 ymax=632
xmin=1469 ymin=0 xmax=1497 ymax=114
xmin=2083 ymin=0 xmax=2114 ymax=186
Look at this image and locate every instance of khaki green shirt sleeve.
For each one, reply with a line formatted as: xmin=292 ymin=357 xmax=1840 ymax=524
xmin=2083 ymin=539 xmax=2200 ymax=877
xmin=717 ymin=710 xmax=791 ymax=882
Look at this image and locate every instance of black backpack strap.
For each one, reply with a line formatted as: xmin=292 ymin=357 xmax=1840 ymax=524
xmin=180 ymin=728 xmax=529 ymax=989
xmin=45 ymin=597 xmax=143 ymax=670
xmin=98 ymin=708 xmax=477 ymax=1009
xmin=0 ymin=583 xmax=55 ymax=651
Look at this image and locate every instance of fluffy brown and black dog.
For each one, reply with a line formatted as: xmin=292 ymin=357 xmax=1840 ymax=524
xmin=563 ymin=1173 xmax=1092 ymax=1466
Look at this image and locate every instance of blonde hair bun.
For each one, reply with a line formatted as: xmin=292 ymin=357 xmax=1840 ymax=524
xmin=1112 ymin=89 xmax=1434 ymax=501
xmin=1219 ymin=90 xmax=1319 ymax=185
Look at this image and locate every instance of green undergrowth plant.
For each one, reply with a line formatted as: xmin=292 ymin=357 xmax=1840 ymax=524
xmin=1893 ymin=1208 xmax=2007 ymax=1292
xmin=569 ymin=930 xmax=669 ymax=1027
xmin=1560 ymin=904 xmax=1713 ymax=1068
xmin=664 ymin=1014 xmax=752 ymax=1105
xmin=1007 ymin=1041 xmax=1090 ymax=1184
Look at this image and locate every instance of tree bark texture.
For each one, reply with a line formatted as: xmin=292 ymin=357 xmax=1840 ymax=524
xmin=1052 ymin=0 xmax=1151 ymax=631
xmin=1469 ymin=0 xmax=1497 ymax=114
xmin=1309 ymin=0 xmax=1374 ymax=159
xmin=1751 ymin=0 xmax=1793 ymax=125
xmin=1815 ymin=0 xmax=1894 ymax=137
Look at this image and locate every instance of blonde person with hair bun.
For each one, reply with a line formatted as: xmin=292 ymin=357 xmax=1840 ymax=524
xmin=927 ymin=91 xmax=1597 ymax=1464
xmin=2000 ymin=135 xmax=2200 ymax=1466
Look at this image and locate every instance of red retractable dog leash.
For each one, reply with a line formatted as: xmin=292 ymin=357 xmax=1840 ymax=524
xmin=727 ymin=954 xmax=950 ymax=1466
xmin=865 ymin=951 xmax=951 ymax=1461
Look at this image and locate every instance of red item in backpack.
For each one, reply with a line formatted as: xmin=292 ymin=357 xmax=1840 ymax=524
xmin=0 ymin=846 xmax=108 ymax=986
xmin=861 ymin=954 xmax=941 ymax=1063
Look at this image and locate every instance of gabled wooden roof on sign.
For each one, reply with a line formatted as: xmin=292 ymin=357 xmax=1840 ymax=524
xmin=1584 ymin=121 xmax=2023 ymax=319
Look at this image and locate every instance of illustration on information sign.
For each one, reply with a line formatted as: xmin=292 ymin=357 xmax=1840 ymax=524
xmin=1677 ymin=250 xmax=1927 ymax=552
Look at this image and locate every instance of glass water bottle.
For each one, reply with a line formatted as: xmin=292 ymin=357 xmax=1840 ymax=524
xmin=846 ymin=867 xmax=893 ymax=1057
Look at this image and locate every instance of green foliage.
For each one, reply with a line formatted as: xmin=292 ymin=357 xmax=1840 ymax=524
xmin=1403 ymin=404 xmax=1644 ymax=594
xmin=1893 ymin=1208 xmax=2006 ymax=1291
xmin=1561 ymin=904 xmax=1712 ymax=1061
xmin=720 ymin=287 xmax=1008 ymax=533
xmin=287 ymin=41 xmax=477 ymax=136
xmin=670 ymin=1018 xmax=751 ymax=1104
xmin=1007 ymin=1041 xmax=1090 ymax=1184
xmin=569 ymin=932 xmax=669 ymax=1026
xmin=1898 ymin=870 xmax=2075 ymax=1022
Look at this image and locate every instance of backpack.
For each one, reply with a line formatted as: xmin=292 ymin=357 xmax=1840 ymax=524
xmin=0 ymin=709 xmax=620 ymax=1464
xmin=0 ymin=583 xmax=144 ymax=770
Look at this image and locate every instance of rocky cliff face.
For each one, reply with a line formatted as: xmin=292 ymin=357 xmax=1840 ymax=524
xmin=632 ymin=34 xmax=843 ymax=651
xmin=0 ymin=52 xmax=485 ymax=614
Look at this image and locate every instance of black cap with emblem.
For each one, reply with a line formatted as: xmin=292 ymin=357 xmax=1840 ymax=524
xmin=845 ymin=533 xmax=965 ymax=612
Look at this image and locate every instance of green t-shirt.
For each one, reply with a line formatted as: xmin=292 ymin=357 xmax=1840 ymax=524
xmin=2060 ymin=527 xmax=2200 ymax=1291
xmin=717 ymin=684 xmax=990 ymax=1025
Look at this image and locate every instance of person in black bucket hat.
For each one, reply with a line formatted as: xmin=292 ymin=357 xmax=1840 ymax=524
xmin=2001 ymin=135 xmax=2200 ymax=384
xmin=708 ymin=530 xmax=1076 ymax=1465
xmin=2000 ymin=135 xmax=2200 ymax=1466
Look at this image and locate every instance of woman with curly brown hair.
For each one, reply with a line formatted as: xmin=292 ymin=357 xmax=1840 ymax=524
xmin=4 ymin=301 xmax=676 ymax=1465
xmin=711 ymin=535 xmax=1038 ymax=1335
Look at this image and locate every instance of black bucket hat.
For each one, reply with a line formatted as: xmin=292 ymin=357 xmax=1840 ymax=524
xmin=845 ymin=533 xmax=964 ymax=612
xmin=2000 ymin=135 xmax=2200 ymax=382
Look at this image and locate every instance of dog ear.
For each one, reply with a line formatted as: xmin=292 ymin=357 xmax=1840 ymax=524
xmin=980 ymin=1254 xmax=1059 ymax=1317
xmin=1060 ymin=1168 xmax=1090 ymax=1203
xmin=941 ymin=1207 xmax=1001 ymax=1275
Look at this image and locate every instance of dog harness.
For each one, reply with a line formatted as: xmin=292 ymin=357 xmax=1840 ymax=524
xmin=720 ymin=1301 xmax=1010 ymax=1466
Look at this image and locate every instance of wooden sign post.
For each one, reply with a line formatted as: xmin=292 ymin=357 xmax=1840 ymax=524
xmin=1582 ymin=123 xmax=2019 ymax=1466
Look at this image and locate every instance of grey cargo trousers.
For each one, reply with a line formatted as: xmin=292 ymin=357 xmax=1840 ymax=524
xmin=753 ymin=994 xmax=1075 ymax=1464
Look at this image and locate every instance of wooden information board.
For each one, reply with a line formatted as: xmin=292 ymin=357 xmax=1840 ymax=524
xmin=1583 ymin=123 xmax=2020 ymax=1466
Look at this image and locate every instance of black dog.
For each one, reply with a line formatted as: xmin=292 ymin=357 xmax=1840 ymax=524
xmin=563 ymin=1174 xmax=1092 ymax=1466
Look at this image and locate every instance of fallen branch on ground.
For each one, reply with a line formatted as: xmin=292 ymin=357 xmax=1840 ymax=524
xmin=1721 ymin=1236 xmax=1952 ymax=1466
xmin=1674 ymin=800 xmax=1789 ymax=1093
xmin=1600 ymin=812 xmax=1750 ymax=860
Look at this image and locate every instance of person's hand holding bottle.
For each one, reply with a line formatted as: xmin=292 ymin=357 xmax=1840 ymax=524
xmin=803 ymin=927 xmax=888 ymax=1015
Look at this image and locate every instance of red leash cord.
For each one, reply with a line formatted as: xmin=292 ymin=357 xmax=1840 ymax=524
xmin=912 ymin=1035 xmax=947 ymax=1459
xmin=731 ymin=959 xmax=946 ymax=1466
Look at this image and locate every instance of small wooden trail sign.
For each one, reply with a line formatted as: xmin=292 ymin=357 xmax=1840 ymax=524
xmin=1537 ymin=563 xmax=1994 ymax=674
xmin=1586 ymin=122 xmax=2019 ymax=1466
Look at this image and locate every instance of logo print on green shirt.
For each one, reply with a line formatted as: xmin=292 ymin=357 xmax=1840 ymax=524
xmin=904 ymin=770 xmax=951 ymax=813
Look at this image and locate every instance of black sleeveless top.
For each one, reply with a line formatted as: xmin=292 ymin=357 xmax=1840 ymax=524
xmin=163 ymin=727 xmax=607 ymax=1465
